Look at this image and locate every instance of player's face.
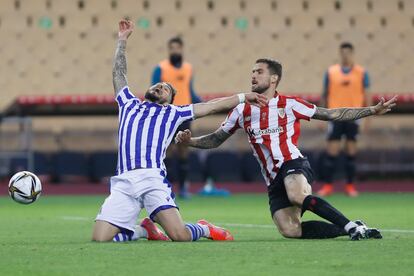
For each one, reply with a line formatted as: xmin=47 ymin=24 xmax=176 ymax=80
xmin=145 ymin=82 xmax=173 ymax=104
xmin=340 ymin=48 xmax=354 ymax=65
xmin=251 ymin=63 xmax=272 ymax=93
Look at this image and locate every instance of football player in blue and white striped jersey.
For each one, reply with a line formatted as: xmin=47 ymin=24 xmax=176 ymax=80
xmin=92 ymin=19 xmax=267 ymax=242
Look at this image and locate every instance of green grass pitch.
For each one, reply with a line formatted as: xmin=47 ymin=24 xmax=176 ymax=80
xmin=1 ymin=193 xmax=413 ymax=276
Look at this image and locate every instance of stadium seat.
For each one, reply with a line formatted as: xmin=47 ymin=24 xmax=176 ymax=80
xmin=205 ymin=151 xmax=241 ymax=182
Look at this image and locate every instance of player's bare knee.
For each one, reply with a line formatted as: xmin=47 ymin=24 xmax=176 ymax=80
xmin=278 ymin=225 xmax=301 ymax=238
xmin=91 ymin=233 xmax=113 ymax=242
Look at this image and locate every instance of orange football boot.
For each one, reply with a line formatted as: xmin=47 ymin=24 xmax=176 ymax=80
xmin=140 ymin=217 xmax=170 ymax=241
xmin=317 ymin=183 xmax=334 ymax=196
xmin=197 ymin=219 xmax=234 ymax=241
xmin=345 ymin=183 xmax=359 ymax=197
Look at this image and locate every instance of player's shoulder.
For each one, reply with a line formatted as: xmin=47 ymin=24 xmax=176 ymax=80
xmin=284 ymin=95 xmax=315 ymax=108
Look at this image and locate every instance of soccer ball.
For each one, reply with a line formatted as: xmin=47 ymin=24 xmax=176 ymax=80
xmin=8 ymin=171 xmax=42 ymax=204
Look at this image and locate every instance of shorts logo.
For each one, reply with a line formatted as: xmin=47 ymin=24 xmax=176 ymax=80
xmin=166 ymin=196 xmax=171 ymax=202
xmin=278 ymin=108 xmax=285 ymax=118
xmin=287 ymin=169 xmax=296 ymax=173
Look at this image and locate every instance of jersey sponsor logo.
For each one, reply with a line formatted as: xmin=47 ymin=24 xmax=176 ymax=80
xmin=246 ymin=126 xmax=284 ymax=138
xmin=261 ymin=112 xmax=267 ymax=121
xmin=278 ymin=108 xmax=285 ymax=118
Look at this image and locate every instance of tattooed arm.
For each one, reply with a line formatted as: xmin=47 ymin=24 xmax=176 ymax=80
xmin=113 ymin=19 xmax=133 ymax=96
xmin=175 ymin=128 xmax=232 ymax=149
xmin=312 ymin=96 xmax=398 ymax=121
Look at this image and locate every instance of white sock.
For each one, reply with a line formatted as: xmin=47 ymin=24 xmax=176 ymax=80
xmin=134 ymin=225 xmax=148 ymax=239
xmin=344 ymin=221 xmax=358 ymax=233
xmin=198 ymin=224 xmax=210 ymax=238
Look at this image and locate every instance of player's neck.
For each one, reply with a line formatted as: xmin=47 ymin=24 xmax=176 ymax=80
xmin=262 ymin=89 xmax=277 ymax=100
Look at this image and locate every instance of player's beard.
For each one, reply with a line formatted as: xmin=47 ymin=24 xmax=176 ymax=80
xmin=252 ymin=81 xmax=270 ymax=94
xmin=145 ymin=91 xmax=160 ymax=103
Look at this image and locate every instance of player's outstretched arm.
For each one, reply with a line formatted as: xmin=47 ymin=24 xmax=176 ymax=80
xmin=312 ymin=96 xmax=397 ymax=121
xmin=113 ymin=19 xmax=134 ymax=96
xmin=193 ymin=93 xmax=267 ymax=119
xmin=175 ymin=128 xmax=231 ymax=149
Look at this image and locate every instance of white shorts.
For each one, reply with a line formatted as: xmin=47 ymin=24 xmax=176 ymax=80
xmin=95 ymin=168 xmax=177 ymax=232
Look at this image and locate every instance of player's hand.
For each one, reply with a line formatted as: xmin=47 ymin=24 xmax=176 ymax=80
xmin=118 ymin=19 xmax=134 ymax=41
xmin=245 ymin=93 xmax=268 ymax=107
xmin=175 ymin=129 xmax=192 ymax=144
xmin=372 ymin=95 xmax=398 ymax=115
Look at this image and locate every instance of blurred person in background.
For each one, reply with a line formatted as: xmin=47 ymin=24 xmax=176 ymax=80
xmin=151 ymin=37 xmax=200 ymax=199
xmin=318 ymin=42 xmax=371 ymax=197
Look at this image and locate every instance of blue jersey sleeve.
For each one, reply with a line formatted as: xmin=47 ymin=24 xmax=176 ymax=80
xmin=151 ymin=65 xmax=162 ymax=85
xmin=363 ymin=71 xmax=370 ymax=89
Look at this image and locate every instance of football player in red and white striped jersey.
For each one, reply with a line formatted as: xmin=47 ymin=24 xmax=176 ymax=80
xmin=176 ymin=58 xmax=397 ymax=240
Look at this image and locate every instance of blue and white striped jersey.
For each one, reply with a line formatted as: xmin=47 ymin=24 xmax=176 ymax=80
xmin=115 ymin=86 xmax=194 ymax=175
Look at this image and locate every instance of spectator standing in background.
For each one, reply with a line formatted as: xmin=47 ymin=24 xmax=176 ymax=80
xmin=318 ymin=42 xmax=371 ymax=197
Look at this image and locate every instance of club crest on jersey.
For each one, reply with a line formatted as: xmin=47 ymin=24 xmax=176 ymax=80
xmin=278 ymin=108 xmax=286 ymax=118
xmin=245 ymin=116 xmax=251 ymax=122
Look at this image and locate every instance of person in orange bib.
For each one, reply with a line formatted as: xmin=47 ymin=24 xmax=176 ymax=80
xmin=318 ymin=42 xmax=370 ymax=197
xmin=151 ymin=37 xmax=201 ymax=199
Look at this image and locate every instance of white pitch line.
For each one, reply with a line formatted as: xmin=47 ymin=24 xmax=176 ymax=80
xmin=61 ymin=216 xmax=90 ymax=221
xmin=60 ymin=217 xmax=414 ymax=234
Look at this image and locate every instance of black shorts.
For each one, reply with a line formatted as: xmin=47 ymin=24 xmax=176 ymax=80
xmin=327 ymin=121 xmax=359 ymax=141
xmin=268 ymin=157 xmax=314 ymax=217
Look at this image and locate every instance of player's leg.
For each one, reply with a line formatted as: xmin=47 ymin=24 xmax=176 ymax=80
xmin=318 ymin=122 xmax=342 ymax=196
xmin=93 ymin=173 xmax=151 ymax=242
xmin=283 ymin=173 xmax=348 ymax=239
xmin=145 ymin=173 xmax=232 ymax=241
xmin=92 ymin=189 xmax=142 ymax=242
xmin=92 ymin=220 xmax=122 ymax=242
xmin=154 ymin=208 xmax=196 ymax=241
xmin=272 ymin=206 xmax=346 ymax=239
xmin=344 ymin=121 xmax=359 ymax=196
xmin=272 ymin=206 xmax=302 ymax=238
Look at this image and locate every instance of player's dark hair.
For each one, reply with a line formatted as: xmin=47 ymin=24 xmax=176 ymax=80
xmin=340 ymin=42 xmax=354 ymax=51
xmin=255 ymin=58 xmax=282 ymax=84
xmin=165 ymin=83 xmax=177 ymax=104
xmin=168 ymin=36 xmax=184 ymax=47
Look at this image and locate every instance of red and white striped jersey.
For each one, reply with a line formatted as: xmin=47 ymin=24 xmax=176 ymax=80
xmin=221 ymin=94 xmax=316 ymax=186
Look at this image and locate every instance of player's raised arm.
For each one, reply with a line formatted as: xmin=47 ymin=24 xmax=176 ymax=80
xmin=192 ymin=93 xmax=267 ymax=119
xmin=312 ymin=96 xmax=397 ymax=121
xmin=175 ymin=127 xmax=231 ymax=149
xmin=113 ymin=19 xmax=134 ymax=96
